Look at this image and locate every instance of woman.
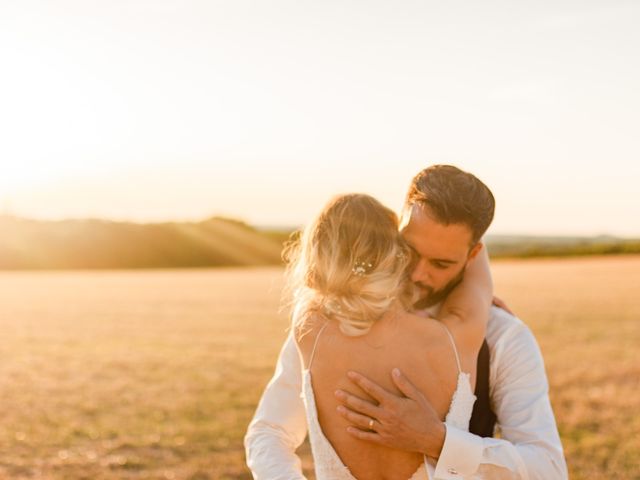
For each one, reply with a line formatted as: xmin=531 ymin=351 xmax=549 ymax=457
xmin=283 ymin=193 xmax=492 ymax=479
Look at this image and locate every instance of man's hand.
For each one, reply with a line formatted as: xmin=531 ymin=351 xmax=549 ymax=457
xmin=334 ymin=368 xmax=446 ymax=459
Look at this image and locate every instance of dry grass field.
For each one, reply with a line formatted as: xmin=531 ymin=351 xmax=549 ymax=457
xmin=0 ymin=256 xmax=638 ymax=479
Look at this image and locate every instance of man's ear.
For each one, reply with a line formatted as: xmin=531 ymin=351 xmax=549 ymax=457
xmin=467 ymin=241 xmax=483 ymax=260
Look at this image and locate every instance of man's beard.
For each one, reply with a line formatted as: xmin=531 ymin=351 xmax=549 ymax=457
xmin=412 ymin=266 xmax=466 ymax=310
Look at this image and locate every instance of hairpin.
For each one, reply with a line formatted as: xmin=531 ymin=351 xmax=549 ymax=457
xmin=322 ymin=299 xmax=342 ymax=316
xmin=352 ymin=260 xmax=373 ymax=276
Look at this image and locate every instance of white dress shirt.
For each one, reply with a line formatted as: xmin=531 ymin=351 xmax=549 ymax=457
xmin=244 ymin=306 xmax=568 ymax=479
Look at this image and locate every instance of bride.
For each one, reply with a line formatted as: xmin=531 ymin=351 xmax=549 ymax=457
xmin=283 ymin=193 xmax=492 ymax=479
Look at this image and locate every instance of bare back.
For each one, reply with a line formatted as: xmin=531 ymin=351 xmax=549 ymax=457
xmin=296 ymin=309 xmax=477 ymax=480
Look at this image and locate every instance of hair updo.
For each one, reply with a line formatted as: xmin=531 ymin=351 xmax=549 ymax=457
xmin=283 ymin=193 xmax=414 ymax=337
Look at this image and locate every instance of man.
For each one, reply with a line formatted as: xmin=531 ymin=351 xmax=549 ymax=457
xmin=245 ymin=165 xmax=568 ymax=479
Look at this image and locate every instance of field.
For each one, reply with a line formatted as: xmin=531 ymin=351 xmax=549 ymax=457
xmin=0 ymin=256 xmax=639 ymax=479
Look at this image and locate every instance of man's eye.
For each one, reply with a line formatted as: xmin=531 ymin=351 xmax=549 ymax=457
xmin=432 ymin=262 xmax=449 ymax=269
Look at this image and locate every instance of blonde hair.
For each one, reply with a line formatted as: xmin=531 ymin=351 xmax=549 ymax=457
xmin=283 ymin=194 xmax=414 ymax=337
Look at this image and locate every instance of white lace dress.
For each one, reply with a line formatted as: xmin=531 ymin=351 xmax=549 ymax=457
xmin=301 ymin=323 xmax=477 ymax=480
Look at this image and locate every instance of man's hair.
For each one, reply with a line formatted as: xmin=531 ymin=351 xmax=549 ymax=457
xmin=405 ymin=165 xmax=495 ymax=245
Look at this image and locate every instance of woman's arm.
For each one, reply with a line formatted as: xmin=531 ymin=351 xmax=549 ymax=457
xmin=436 ymin=243 xmax=493 ymax=352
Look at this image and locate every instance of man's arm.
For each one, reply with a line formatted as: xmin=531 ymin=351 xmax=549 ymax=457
xmin=244 ymin=333 xmax=308 ymax=480
xmin=433 ymin=310 xmax=568 ymax=479
xmin=337 ymin=308 xmax=568 ymax=479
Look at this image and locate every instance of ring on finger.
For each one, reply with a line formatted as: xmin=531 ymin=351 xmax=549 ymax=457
xmin=368 ymin=418 xmax=375 ymax=430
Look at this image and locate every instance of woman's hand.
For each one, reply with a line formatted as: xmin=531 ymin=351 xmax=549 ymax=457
xmin=492 ymin=295 xmax=514 ymax=315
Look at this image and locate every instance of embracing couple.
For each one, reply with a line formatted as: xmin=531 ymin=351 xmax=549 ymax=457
xmin=245 ymin=165 xmax=568 ymax=479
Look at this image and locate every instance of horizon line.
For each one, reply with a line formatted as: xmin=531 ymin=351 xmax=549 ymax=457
xmin=1 ymin=213 xmax=638 ymax=240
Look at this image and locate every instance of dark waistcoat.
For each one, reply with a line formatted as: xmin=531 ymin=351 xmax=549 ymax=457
xmin=469 ymin=339 xmax=497 ymax=437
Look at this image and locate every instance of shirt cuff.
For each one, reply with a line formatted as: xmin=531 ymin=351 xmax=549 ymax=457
xmin=433 ymin=425 xmax=484 ymax=479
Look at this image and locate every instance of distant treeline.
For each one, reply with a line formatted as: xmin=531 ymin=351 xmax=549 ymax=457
xmin=0 ymin=215 xmax=638 ymax=270
xmin=487 ymin=237 xmax=640 ymax=259
xmin=261 ymin=228 xmax=640 ymax=259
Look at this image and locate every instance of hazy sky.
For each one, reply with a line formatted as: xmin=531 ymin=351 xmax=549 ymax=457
xmin=1 ymin=0 xmax=639 ymax=236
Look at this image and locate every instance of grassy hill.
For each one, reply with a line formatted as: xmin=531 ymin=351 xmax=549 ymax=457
xmin=0 ymin=215 xmax=284 ymax=270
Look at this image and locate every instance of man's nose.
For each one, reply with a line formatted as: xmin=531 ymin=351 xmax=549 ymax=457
xmin=410 ymin=260 xmax=431 ymax=284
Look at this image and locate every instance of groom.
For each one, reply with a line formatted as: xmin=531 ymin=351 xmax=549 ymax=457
xmin=245 ymin=165 xmax=568 ymax=479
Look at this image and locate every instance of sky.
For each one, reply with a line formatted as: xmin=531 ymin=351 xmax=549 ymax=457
xmin=1 ymin=0 xmax=639 ymax=236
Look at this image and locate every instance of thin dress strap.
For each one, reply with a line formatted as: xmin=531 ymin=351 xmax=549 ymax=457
xmin=308 ymin=321 xmax=330 ymax=369
xmin=438 ymin=323 xmax=462 ymax=374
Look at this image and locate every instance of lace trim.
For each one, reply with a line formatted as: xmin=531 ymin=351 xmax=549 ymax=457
xmin=445 ymin=371 xmax=477 ymax=431
xmin=302 ymin=371 xmax=356 ymax=479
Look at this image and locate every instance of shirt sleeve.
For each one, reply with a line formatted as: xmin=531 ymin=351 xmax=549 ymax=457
xmin=433 ymin=318 xmax=569 ymax=480
xmin=244 ymin=333 xmax=309 ymax=480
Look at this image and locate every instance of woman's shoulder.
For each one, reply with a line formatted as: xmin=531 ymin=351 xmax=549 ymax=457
xmin=401 ymin=311 xmax=467 ymax=361
xmin=401 ymin=310 xmax=448 ymax=335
